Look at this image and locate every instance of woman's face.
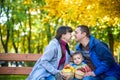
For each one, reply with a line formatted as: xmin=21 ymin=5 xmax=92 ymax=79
xmin=72 ymin=54 xmax=83 ymax=65
xmin=61 ymin=32 xmax=72 ymax=43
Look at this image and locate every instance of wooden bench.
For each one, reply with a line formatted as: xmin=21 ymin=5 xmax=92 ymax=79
xmin=0 ymin=53 xmax=42 ymax=75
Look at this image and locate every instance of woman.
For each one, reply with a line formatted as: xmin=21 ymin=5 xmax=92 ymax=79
xmin=27 ymin=26 xmax=73 ymax=80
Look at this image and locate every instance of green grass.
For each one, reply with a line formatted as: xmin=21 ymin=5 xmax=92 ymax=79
xmin=0 ymin=75 xmax=27 ymax=80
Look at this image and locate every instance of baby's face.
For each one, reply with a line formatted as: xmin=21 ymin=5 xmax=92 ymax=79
xmin=72 ymin=54 xmax=83 ymax=65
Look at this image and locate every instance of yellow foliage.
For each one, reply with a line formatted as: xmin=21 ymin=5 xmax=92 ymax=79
xmin=114 ymin=41 xmax=120 ymax=56
xmin=42 ymin=0 xmax=120 ymax=26
xmin=23 ymin=0 xmax=32 ymax=5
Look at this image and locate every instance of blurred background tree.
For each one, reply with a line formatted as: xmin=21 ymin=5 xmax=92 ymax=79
xmin=0 ymin=0 xmax=120 ymax=63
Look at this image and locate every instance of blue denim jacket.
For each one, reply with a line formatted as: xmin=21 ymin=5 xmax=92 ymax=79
xmin=76 ymin=36 xmax=120 ymax=79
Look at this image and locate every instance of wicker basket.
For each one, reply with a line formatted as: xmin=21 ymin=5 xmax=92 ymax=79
xmin=62 ymin=72 xmax=74 ymax=80
xmin=62 ymin=65 xmax=75 ymax=80
xmin=75 ymin=70 xmax=85 ymax=79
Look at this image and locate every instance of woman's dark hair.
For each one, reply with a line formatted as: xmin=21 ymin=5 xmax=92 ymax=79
xmin=55 ymin=26 xmax=73 ymax=40
xmin=55 ymin=26 xmax=73 ymax=57
xmin=77 ymin=25 xmax=90 ymax=38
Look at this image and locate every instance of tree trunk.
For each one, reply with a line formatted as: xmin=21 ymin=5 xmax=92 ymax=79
xmin=107 ymin=27 xmax=114 ymax=55
xmin=28 ymin=7 xmax=32 ymax=53
xmin=0 ymin=7 xmax=10 ymax=66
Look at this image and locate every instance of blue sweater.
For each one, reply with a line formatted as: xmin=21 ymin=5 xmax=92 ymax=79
xmin=76 ymin=36 xmax=120 ymax=79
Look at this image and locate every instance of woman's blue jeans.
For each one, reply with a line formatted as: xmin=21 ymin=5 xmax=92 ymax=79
xmin=40 ymin=75 xmax=55 ymax=80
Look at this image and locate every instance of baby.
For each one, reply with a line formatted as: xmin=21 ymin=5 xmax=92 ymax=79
xmin=62 ymin=51 xmax=91 ymax=80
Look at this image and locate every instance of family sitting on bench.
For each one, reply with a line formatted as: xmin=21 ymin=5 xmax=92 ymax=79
xmin=27 ymin=25 xmax=120 ymax=80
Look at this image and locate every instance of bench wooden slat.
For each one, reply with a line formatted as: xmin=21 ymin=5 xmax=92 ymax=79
xmin=0 ymin=54 xmax=42 ymax=61
xmin=0 ymin=53 xmax=42 ymax=75
xmin=0 ymin=67 xmax=32 ymax=75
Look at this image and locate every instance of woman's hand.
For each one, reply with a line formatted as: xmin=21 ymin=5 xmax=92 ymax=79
xmin=60 ymin=71 xmax=67 ymax=79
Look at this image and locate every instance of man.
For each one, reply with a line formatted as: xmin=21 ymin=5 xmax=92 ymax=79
xmin=74 ymin=25 xmax=120 ymax=80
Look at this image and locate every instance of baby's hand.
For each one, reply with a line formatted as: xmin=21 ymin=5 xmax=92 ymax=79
xmin=76 ymin=67 xmax=86 ymax=73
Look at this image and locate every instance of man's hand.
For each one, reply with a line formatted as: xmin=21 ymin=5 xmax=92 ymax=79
xmin=84 ymin=71 xmax=96 ymax=77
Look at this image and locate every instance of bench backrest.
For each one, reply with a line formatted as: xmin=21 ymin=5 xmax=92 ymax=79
xmin=0 ymin=53 xmax=42 ymax=75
